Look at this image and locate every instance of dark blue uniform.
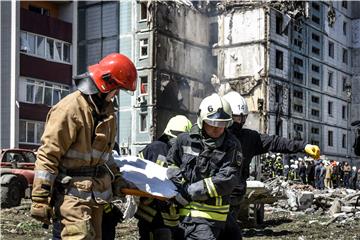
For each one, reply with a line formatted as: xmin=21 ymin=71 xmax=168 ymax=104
xmin=167 ymin=125 xmax=242 ymax=240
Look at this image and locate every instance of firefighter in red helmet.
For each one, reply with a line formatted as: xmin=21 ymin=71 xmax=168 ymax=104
xmin=30 ymin=53 xmax=137 ymax=240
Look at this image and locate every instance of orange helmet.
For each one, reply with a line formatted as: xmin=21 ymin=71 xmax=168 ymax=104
xmin=74 ymin=53 xmax=137 ymax=94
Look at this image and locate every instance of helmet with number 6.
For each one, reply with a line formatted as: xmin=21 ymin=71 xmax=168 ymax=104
xmin=197 ymin=93 xmax=233 ymax=129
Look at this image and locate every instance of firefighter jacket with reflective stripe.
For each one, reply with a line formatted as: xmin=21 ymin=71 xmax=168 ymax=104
xmin=228 ymin=126 xmax=307 ymax=205
xmin=136 ymin=140 xmax=180 ymax=227
xmin=32 ymin=90 xmax=118 ymax=204
xmin=167 ymin=125 xmax=242 ymax=226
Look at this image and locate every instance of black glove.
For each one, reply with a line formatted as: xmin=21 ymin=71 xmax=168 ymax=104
xmin=173 ymin=183 xmax=191 ymax=206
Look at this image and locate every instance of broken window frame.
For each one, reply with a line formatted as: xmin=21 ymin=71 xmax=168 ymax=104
xmin=342 ymin=134 xmax=347 ymax=148
xmin=311 ymin=77 xmax=320 ymax=86
xmin=342 ymin=105 xmax=347 ymax=120
xmin=328 ymin=130 xmax=333 ymax=147
xmin=311 ymin=109 xmax=320 ymax=117
xmin=342 ymin=48 xmax=348 ymax=64
xmin=139 ymin=112 xmax=148 ymax=132
xmin=328 ymin=71 xmax=333 ymax=87
xmin=275 ymin=49 xmax=283 ymax=70
xmin=294 ymin=104 xmax=303 ymax=113
xmin=328 ymin=41 xmax=334 ymax=58
xmin=328 ymin=101 xmax=333 ymax=116
xmin=139 ymin=1 xmax=148 ymax=21
xmin=342 ymin=1 xmax=348 ymax=9
xmin=139 ymin=76 xmax=149 ymax=95
xmin=139 ymin=38 xmax=149 ymax=59
xmin=311 ymin=96 xmax=319 ymax=104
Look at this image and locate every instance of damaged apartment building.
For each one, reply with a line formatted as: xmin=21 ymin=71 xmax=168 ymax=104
xmin=3 ymin=1 xmax=358 ymax=163
xmin=78 ymin=1 xmax=360 ymax=162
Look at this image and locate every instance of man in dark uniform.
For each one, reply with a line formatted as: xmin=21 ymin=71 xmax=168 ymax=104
xmin=167 ymin=93 xmax=242 ymax=240
xmin=220 ymin=91 xmax=321 ymax=239
xmin=136 ymin=115 xmax=192 ymax=240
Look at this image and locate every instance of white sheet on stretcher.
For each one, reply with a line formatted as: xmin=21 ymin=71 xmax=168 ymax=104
xmin=114 ymin=155 xmax=177 ymax=199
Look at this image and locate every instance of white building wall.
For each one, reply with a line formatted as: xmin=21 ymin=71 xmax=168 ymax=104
xmin=222 ymin=8 xmax=265 ymax=45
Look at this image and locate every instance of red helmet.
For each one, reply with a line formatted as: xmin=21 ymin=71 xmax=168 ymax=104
xmin=74 ymin=53 xmax=137 ymax=94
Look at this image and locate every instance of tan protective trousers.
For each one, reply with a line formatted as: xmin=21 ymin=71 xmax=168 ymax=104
xmin=59 ymin=195 xmax=104 ymax=240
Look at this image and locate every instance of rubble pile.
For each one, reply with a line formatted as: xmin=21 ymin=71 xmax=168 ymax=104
xmin=263 ymin=177 xmax=360 ymax=225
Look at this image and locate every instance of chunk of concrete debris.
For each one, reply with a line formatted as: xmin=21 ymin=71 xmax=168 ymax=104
xmin=329 ymin=198 xmax=342 ymax=215
xmin=297 ymin=191 xmax=314 ymax=210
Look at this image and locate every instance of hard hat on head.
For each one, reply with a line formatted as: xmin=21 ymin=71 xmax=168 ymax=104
xmin=223 ymin=91 xmax=249 ymax=116
xmin=197 ymin=93 xmax=233 ymax=129
xmin=163 ymin=115 xmax=192 ymax=138
xmin=74 ymin=53 xmax=137 ymax=95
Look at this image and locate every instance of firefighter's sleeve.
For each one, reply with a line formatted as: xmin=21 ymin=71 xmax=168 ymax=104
xmin=189 ymin=148 xmax=241 ymax=201
xmin=32 ymin=108 xmax=79 ymax=203
xmin=260 ymin=133 xmax=307 ymax=154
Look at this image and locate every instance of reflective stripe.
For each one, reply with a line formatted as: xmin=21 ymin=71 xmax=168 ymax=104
xmin=139 ymin=204 xmax=157 ymax=217
xmin=138 ymin=152 xmax=144 ymax=159
xmin=65 ymin=149 xmax=91 ymax=161
xmin=204 ymin=177 xmax=218 ymax=198
xmin=182 ymin=146 xmax=199 ymax=156
xmin=189 ymin=202 xmax=229 ymax=212
xmin=161 ymin=212 xmax=180 ymax=227
xmin=34 ymin=170 xmax=56 ymax=183
xmin=67 ymin=187 xmax=92 ymax=201
xmin=180 ymin=201 xmax=229 ymax=222
xmin=65 ymin=148 xmax=110 ymax=162
xmin=104 ymin=203 xmax=112 ymax=213
xmin=215 ymin=196 xmax=222 ymax=206
xmin=136 ymin=208 xmax=154 ymax=223
xmin=156 ymin=159 xmax=166 ymax=167
xmin=179 ymin=208 xmax=228 ymax=221
xmin=92 ymin=149 xmax=110 ymax=161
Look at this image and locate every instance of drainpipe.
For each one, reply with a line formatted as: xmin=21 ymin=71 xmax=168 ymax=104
xmin=263 ymin=6 xmax=270 ymax=134
xmin=10 ymin=0 xmax=19 ymax=148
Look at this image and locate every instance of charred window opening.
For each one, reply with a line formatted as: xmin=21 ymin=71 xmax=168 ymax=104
xmin=275 ymin=50 xmax=283 ymax=70
xmin=294 ymin=104 xmax=303 ymax=113
xmin=342 ymin=134 xmax=347 ymax=148
xmin=294 ymin=123 xmax=303 ymax=132
xmin=140 ymin=2 xmax=148 ymax=21
xmin=312 ymin=33 xmax=320 ymax=42
xmin=311 ymin=64 xmax=320 ymax=73
xmin=140 ymin=113 xmax=148 ymax=132
xmin=328 ymin=131 xmax=333 ymax=147
xmin=293 ymin=38 xmax=302 ymax=49
xmin=342 ymin=77 xmax=347 ymax=92
xmin=140 ymin=76 xmax=148 ymax=95
xmin=342 ymin=105 xmax=347 ymax=119
xmin=294 ymin=71 xmax=303 ymax=82
xmin=312 ymin=46 xmax=320 ymax=55
xmin=342 ymin=1 xmax=348 ymax=9
xmin=328 ymin=72 xmax=333 ymax=87
xmin=275 ymin=119 xmax=283 ymax=136
xmin=209 ymin=23 xmax=218 ymax=46
xmin=311 ymin=77 xmax=320 ymax=86
xmin=294 ymin=57 xmax=303 ymax=67
xmin=293 ymin=89 xmax=303 ymax=99
xmin=276 ymin=13 xmax=283 ymax=35
xmin=140 ymin=39 xmax=149 ymax=58
xmin=328 ymin=41 xmax=334 ymax=58
xmin=311 ymin=109 xmax=320 ymax=117
xmin=312 ymin=15 xmax=320 ymax=24
xmin=311 ymin=96 xmax=319 ymax=104
xmin=311 ymin=127 xmax=319 ymax=134
xmin=343 ymin=22 xmax=347 ymax=35
xmin=275 ymin=85 xmax=283 ymax=103
xmin=328 ymin=101 xmax=333 ymax=116
xmin=342 ymin=48 xmax=348 ymax=64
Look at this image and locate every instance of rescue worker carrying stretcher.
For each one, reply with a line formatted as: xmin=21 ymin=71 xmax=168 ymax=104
xmin=219 ymin=91 xmax=321 ymax=240
xmin=30 ymin=53 xmax=137 ymax=240
xmin=166 ymin=93 xmax=242 ymax=240
xmin=136 ymin=115 xmax=192 ymax=240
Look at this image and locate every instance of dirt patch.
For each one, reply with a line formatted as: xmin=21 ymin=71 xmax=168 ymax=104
xmin=1 ymin=200 xmax=360 ymax=239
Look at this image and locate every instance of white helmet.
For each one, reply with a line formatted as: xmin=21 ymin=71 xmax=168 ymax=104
xmin=223 ymin=91 xmax=249 ymax=116
xmin=197 ymin=93 xmax=233 ymax=129
xmin=284 ymin=165 xmax=289 ymax=169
